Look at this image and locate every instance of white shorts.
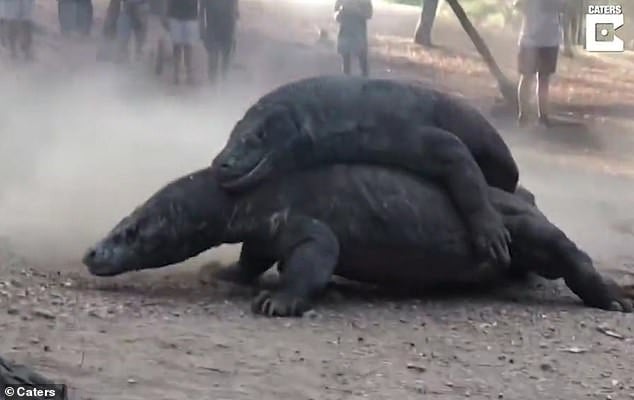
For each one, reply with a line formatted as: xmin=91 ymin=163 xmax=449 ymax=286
xmin=169 ymin=18 xmax=197 ymax=45
xmin=3 ymin=0 xmax=34 ymax=20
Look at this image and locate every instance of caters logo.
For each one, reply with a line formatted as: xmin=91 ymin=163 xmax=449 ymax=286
xmin=585 ymin=4 xmax=625 ymax=52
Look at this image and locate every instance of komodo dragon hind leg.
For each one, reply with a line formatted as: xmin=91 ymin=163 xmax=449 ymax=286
xmin=506 ymin=215 xmax=633 ymax=313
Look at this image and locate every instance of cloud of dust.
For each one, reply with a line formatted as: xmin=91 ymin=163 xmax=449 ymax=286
xmin=0 ymin=66 xmax=256 ymax=269
xmin=515 ymin=151 xmax=634 ymax=264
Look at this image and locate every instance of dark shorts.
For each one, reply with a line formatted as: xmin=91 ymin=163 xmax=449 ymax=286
xmin=517 ymin=45 xmax=559 ymax=75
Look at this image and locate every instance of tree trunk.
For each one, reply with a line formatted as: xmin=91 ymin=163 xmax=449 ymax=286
xmin=413 ymin=0 xmax=439 ymax=46
xmin=444 ymin=0 xmax=518 ymax=111
xmin=562 ymin=0 xmax=586 ymax=57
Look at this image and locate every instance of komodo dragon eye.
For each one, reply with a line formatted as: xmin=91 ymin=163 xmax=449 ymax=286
xmin=123 ymin=226 xmax=138 ymax=242
xmin=254 ymin=129 xmax=266 ymax=140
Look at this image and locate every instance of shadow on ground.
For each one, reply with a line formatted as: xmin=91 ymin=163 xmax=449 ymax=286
xmin=65 ymin=260 xmax=595 ymax=316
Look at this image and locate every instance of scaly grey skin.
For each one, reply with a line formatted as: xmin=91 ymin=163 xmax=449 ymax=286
xmin=83 ymin=164 xmax=633 ymax=317
xmin=212 ymin=76 xmax=519 ymax=268
xmin=213 ymin=76 xmax=519 ymax=191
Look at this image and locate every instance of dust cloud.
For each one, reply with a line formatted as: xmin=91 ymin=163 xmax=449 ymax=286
xmin=0 ymin=65 xmax=254 ymax=269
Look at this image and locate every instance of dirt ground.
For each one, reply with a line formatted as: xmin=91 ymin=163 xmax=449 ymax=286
xmin=1 ymin=1 xmax=634 ymax=399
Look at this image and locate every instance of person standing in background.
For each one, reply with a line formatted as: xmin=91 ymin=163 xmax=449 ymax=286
xmin=117 ymin=0 xmax=149 ymax=62
xmin=3 ymin=0 xmax=35 ymax=60
xmin=162 ymin=0 xmax=198 ymax=85
xmin=0 ymin=0 xmax=8 ymax=48
xmin=57 ymin=0 xmax=75 ymax=36
xmin=102 ymin=0 xmax=119 ymax=40
xmin=515 ymin=0 xmax=566 ymax=127
xmin=75 ymin=0 xmax=93 ymax=37
xmin=199 ymin=0 xmax=238 ymax=84
xmin=334 ymin=0 xmax=372 ymax=77
xmin=58 ymin=0 xmax=92 ymax=37
xmin=148 ymin=0 xmax=169 ymax=75
xmin=97 ymin=0 xmax=119 ymax=61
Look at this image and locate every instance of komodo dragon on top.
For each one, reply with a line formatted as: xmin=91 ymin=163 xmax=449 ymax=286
xmin=83 ymin=144 xmax=633 ymax=317
xmin=212 ymin=76 xmax=519 ymax=267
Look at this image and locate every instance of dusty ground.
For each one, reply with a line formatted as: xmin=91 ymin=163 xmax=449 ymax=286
xmin=1 ymin=0 xmax=634 ymax=399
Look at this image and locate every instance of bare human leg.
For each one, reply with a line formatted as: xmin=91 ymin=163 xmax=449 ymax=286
xmin=517 ymin=73 xmax=535 ymax=126
xmin=183 ymin=44 xmax=194 ymax=85
xmin=172 ymin=44 xmax=182 ymax=85
xmin=8 ymin=19 xmax=18 ymax=58
xmin=341 ymin=52 xmax=351 ymax=75
xmin=20 ymin=19 xmax=33 ymax=60
xmin=537 ymin=72 xmax=552 ymax=126
xmin=359 ymin=49 xmax=368 ymax=77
